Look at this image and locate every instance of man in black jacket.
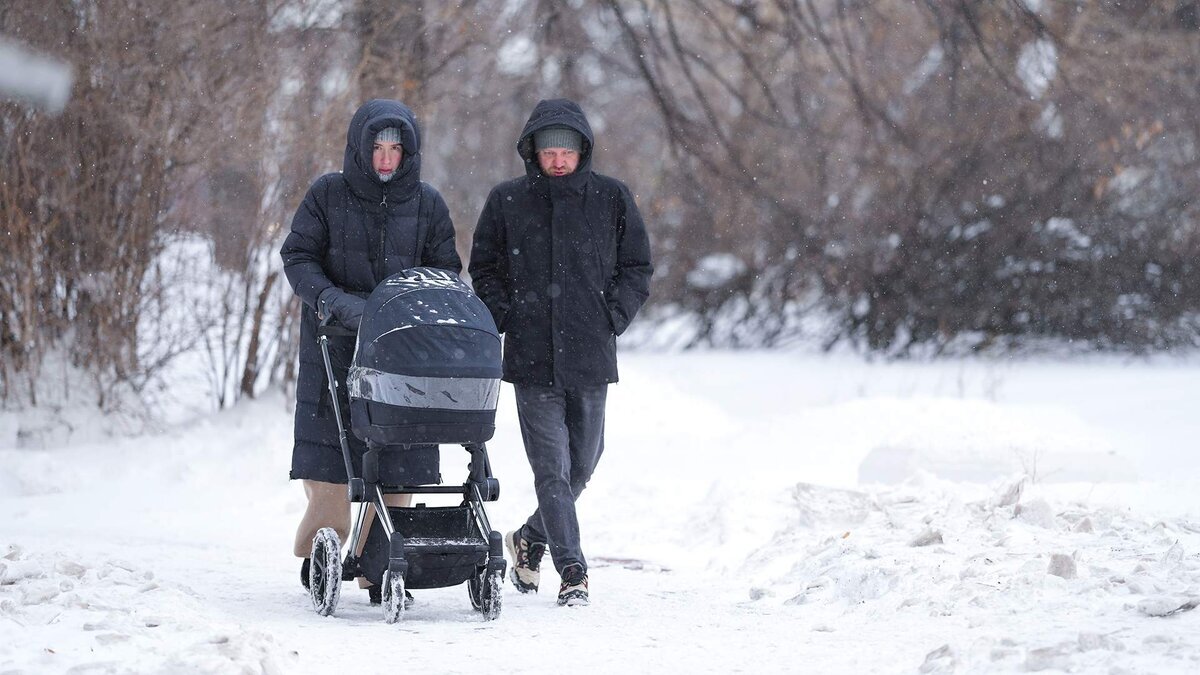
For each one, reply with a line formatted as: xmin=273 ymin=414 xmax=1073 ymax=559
xmin=470 ymin=98 xmax=653 ymax=606
xmin=280 ymin=99 xmax=461 ymax=602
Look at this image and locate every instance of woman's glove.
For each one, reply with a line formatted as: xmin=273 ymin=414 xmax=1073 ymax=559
xmin=318 ymin=286 xmax=366 ymax=329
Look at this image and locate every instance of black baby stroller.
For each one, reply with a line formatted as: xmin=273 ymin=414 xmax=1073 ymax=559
xmin=307 ymin=267 xmax=506 ymax=623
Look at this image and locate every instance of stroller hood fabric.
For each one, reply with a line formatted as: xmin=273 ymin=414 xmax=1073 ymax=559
xmin=347 ymin=267 xmax=502 ymax=446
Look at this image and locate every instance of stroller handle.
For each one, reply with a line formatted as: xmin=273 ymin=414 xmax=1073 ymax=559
xmin=317 ymin=312 xmax=358 ymax=486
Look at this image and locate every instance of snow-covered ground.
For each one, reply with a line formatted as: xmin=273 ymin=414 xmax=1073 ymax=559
xmin=2 ymin=351 xmax=1199 ymax=673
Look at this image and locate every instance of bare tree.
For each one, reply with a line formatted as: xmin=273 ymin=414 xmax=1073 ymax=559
xmin=1 ymin=0 xmax=304 ymax=410
xmin=602 ymin=0 xmax=1200 ymax=352
xmin=6 ymin=0 xmax=1198 ymax=420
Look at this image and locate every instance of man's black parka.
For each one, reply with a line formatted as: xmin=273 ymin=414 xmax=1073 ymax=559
xmin=469 ymin=99 xmax=653 ymax=387
xmin=281 ymin=99 xmax=460 ymax=482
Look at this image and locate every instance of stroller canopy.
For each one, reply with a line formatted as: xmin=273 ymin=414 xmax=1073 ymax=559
xmin=347 ymin=267 xmax=502 ymax=445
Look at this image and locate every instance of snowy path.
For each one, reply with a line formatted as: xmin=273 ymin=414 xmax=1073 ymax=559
xmin=3 ymin=352 xmax=1200 ymax=673
xmin=1 ymin=533 xmax=899 ymax=673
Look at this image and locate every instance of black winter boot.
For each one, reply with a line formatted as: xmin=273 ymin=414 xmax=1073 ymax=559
xmin=368 ymin=584 xmax=414 ymax=608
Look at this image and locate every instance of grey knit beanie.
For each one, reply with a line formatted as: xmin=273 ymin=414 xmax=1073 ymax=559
xmin=375 ymin=126 xmax=403 ymax=146
xmin=533 ymin=125 xmax=583 ymax=153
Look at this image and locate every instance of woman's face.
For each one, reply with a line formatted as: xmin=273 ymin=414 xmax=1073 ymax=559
xmin=373 ymin=141 xmax=403 ymax=178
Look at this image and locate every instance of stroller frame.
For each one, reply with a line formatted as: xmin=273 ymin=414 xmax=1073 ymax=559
xmin=307 ymin=317 xmax=506 ymax=623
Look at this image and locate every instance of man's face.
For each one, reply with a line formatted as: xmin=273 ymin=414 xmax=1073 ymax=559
xmin=537 ymin=148 xmax=580 ymax=177
xmin=373 ymin=140 xmax=403 ymax=178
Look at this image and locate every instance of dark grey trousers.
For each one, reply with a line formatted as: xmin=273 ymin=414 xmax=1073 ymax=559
xmin=515 ymin=383 xmax=608 ymax=574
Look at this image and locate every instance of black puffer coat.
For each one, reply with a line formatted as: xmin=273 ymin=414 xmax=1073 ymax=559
xmin=281 ymin=99 xmax=461 ymax=483
xmin=469 ymin=99 xmax=653 ymax=387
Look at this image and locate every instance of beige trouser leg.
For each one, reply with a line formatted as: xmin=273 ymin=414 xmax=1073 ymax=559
xmin=294 ymin=480 xmax=352 ymax=557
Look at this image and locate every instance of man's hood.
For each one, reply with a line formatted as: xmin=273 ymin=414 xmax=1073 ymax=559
xmin=518 ymin=98 xmax=595 ymax=182
xmin=343 ymin=99 xmax=422 ymax=202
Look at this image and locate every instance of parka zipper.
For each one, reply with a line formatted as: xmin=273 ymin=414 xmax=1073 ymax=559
xmin=377 ymin=193 xmax=388 ymax=279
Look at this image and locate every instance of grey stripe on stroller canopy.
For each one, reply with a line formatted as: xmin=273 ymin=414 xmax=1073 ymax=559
xmin=348 ymin=369 xmax=501 ymax=411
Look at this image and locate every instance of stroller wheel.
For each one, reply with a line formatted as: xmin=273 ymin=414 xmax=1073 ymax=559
xmin=469 ymin=566 xmax=503 ymax=620
xmin=382 ymin=569 xmax=407 ymax=624
xmin=309 ymin=528 xmax=342 ymax=616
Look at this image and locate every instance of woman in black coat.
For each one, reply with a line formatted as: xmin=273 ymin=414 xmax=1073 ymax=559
xmin=280 ymin=99 xmax=461 ymax=598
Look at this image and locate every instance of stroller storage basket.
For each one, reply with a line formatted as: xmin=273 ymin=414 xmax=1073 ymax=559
xmin=360 ymin=504 xmax=489 ymax=589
